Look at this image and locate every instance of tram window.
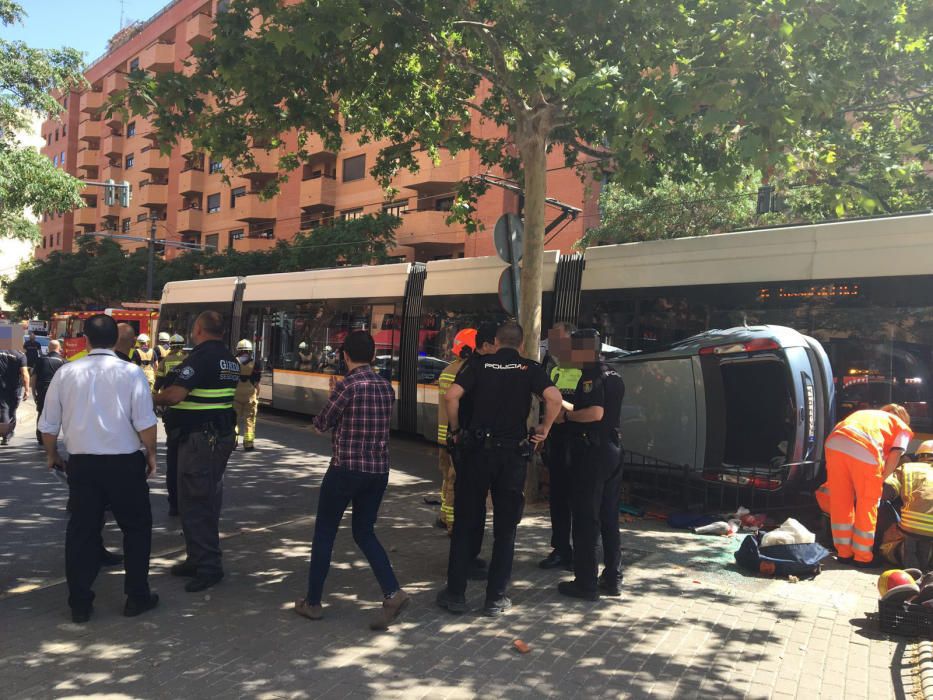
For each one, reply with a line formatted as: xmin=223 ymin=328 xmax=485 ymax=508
xmin=418 ymin=298 xmax=508 ymax=384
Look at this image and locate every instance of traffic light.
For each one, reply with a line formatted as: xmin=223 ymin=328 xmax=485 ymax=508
xmin=119 ymin=181 xmax=132 ymax=207
xmin=104 ymin=179 xmax=116 ymax=206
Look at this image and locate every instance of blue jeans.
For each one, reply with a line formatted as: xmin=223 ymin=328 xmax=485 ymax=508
xmin=306 ymin=468 xmax=399 ymax=604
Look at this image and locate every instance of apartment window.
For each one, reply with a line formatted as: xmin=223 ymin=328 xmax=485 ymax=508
xmin=121 ymin=218 xmax=131 ymax=232
xmin=341 ymin=208 xmax=364 ymax=221
xmin=57 ymin=232 xmax=61 ymax=245
xmin=125 ymin=153 xmax=134 ymax=169
xmin=52 ymin=154 xmax=58 ymax=166
xmin=251 ymin=227 xmax=274 ymax=239
xmin=55 ymin=129 xmax=59 ymax=141
xmin=382 ymin=200 xmax=409 ymax=217
xmin=434 ymin=196 xmax=455 ymax=212
xmin=230 ymin=228 xmax=244 ymax=241
xmin=62 ymin=124 xmax=66 ymax=136
xmin=129 ymin=57 xmax=140 ymax=71
xmin=207 ymin=193 xmax=221 ymax=213
xmin=127 ymin=122 xmax=136 ymax=137
xmin=209 ymin=158 xmax=223 ymax=174
xmin=63 ymin=97 xmax=68 ymax=108
xmin=60 ymin=151 xmax=65 ymax=166
xmin=342 ymin=154 xmax=365 ymax=182
xmin=137 ymin=213 xmax=148 ymax=222
xmin=205 ymin=233 xmax=219 ymax=251
xmin=230 ymin=186 xmax=246 ymax=207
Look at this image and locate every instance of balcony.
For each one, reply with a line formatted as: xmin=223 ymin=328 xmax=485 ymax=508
xmin=394 ymin=210 xmax=466 ymax=248
xmin=138 ymin=183 xmax=168 ymax=208
xmin=102 ymin=133 xmax=124 ymax=159
xmin=76 ymin=148 xmax=101 ymax=172
xmin=139 ymin=42 xmax=175 ymax=73
xmin=101 ymin=162 xmax=123 ymax=183
xmin=233 ymin=193 xmax=277 ymax=222
xmin=80 ymin=91 xmax=104 ymax=114
xmin=74 ymin=207 xmax=98 ymax=227
xmin=178 ymin=167 xmax=205 ymax=195
xmin=299 ymin=173 xmax=337 ymax=211
xmin=103 ymin=71 xmax=127 ymax=96
xmin=78 ymin=120 xmax=103 ymax=143
xmin=139 ymin=146 xmax=169 ymax=173
xmin=392 ymin=148 xmax=471 ymax=192
xmin=176 ymin=207 xmax=203 ymax=233
xmin=241 ymin=148 xmax=279 ymax=177
xmin=186 ymin=13 xmax=213 ymax=46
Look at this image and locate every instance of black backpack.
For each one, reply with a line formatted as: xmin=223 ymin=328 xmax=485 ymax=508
xmin=735 ymin=532 xmax=830 ymax=579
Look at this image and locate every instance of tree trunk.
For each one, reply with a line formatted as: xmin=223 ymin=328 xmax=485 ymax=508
xmin=516 ymin=133 xmax=547 ymax=362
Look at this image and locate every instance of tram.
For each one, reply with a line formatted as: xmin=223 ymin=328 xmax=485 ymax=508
xmin=158 ymin=211 xmax=933 ymax=440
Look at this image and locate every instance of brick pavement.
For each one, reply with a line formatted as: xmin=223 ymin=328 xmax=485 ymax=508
xmin=0 ymin=407 xmax=921 ymax=699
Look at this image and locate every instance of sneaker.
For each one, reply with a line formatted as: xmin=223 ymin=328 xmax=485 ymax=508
xmin=558 ymin=580 xmax=599 ymax=601
xmin=170 ymin=561 xmax=197 ymax=577
xmin=435 ymin=589 xmax=467 ymax=614
xmin=294 ymin=598 xmax=323 ymax=621
xmin=539 ymin=550 xmax=573 ymax=571
xmin=370 ymin=589 xmax=411 ymax=630
xmin=597 ymin=574 xmax=623 ymax=597
xmin=185 ymin=573 xmax=223 ymax=592
xmin=483 ymin=596 xmax=512 ymax=616
xmin=71 ymin=606 xmax=92 ymax=624
xmin=124 ymin=593 xmax=159 ymax=618
xmin=469 ymin=558 xmax=488 ymax=581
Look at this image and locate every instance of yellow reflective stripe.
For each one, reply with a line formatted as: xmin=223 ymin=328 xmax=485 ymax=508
xmin=190 ymin=388 xmax=236 ymax=397
xmin=175 ymin=401 xmax=234 ymax=411
xmin=903 ymin=511 xmax=933 ymax=524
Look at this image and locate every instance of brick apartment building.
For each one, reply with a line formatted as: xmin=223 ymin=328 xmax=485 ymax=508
xmin=37 ymin=0 xmax=600 ymax=264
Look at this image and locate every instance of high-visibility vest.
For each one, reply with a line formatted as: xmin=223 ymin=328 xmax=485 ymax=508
xmin=135 ymin=347 xmax=155 ymax=366
xmin=174 ymin=386 xmax=236 ymax=412
xmin=158 ymin=350 xmax=187 ymax=378
xmin=235 ymin=358 xmax=258 ymax=403
xmin=829 ymin=410 xmax=913 ymax=465
xmin=888 ymin=463 xmax=933 ymax=537
xmin=437 ymin=357 xmax=465 ymax=445
xmin=550 ymin=364 xmax=582 ymax=398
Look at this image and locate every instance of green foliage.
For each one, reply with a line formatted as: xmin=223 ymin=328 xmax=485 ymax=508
xmin=1 ymin=214 xmax=398 ymax=319
xmin=0 ymin=1 xmax=87 ymax=241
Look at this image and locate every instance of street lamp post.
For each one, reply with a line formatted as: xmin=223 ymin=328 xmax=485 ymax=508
xmin=146 ymin=214 xmax=157 ymax=301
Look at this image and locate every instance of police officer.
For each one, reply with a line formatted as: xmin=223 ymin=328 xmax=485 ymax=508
xmin=31 ymin=339 xmax=65 ymax=444
xmin=0 ymin=346 xmax=29 ymax=446
xmin=23 ymin=332 xmax=41 ymax=372
xmin=436 ymin=321 xmax=562 ymax=616
xmin=233 ymin=339 xmax=262 ymax=450
xmin=154 ymin=311 xmax=238 ymax=592
xmin=557 ymin=329 xmax=625 ymax=600
xmin=539 ymin=322 xmax=581 ymax=571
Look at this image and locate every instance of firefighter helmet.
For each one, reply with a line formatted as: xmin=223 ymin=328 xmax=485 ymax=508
xmin=878 ymin=569 xmax=919 ymax=602
xmin=158 ymin=331 xmax=171 ymax=343
xmin=137 ymin=333 xmax=150 ymax=345
xmin=170 ymin=334 xmax=184 ymax=346
xmin=236 ymin=339 xmax=253 ymax=352
xmin=916 ymin=440 xmax=933 ymax=460
xmin=299 ymin=341 xmax=309 ymax=350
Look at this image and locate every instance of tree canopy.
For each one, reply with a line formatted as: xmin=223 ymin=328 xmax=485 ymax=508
xmin=120 ymin=0 xmax=933 ymax=357
xmin=0 ymin=0 xmax=86 ymax=241
xmin=2 ymin=213 xmax=398 ymax=319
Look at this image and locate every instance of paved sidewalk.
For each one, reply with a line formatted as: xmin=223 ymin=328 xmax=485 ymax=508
xmin=0 ymin=406 xmax=918 ymax=699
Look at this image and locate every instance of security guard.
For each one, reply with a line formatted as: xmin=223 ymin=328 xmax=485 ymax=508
xmin=436 ymin=321 xmax=562 ymax=616
xmin=154 ymin=311 xmax=238 ymax=592
xmin=540 ymin=322 xmax=581 ymax=571
xmin=233 ymin=339 xmax=262 ymax=450
xmin=558 ymin=329 xmax=625 ymax=601
xmin=132 ymin=333 xmax=157 ymax=391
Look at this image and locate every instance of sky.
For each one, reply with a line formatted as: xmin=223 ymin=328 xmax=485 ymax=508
xmin=4 ymin=0 xmax=172 ymax=61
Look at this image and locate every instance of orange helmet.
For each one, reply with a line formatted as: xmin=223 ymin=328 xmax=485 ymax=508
xmin=452 ymin=328 xmax=477 ymax=357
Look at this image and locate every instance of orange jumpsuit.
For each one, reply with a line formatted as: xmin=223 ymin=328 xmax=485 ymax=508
xmin=824 ymin=410 xmax=912 ymax=562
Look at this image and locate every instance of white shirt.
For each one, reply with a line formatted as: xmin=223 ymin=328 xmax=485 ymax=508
xmin=38 ymin=349 xmax=158 ymax=455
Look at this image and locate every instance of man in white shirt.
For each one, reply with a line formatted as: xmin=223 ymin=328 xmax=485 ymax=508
xmin=39 ymin=314 xmax=160 ymax=623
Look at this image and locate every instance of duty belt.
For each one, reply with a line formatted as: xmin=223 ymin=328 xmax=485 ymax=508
xmin=462 ymin=428 xmax=533 ymax=457
xmin=573 ymin=427 xmax=622 ymax=448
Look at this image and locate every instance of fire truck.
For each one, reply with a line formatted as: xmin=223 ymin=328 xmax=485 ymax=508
xmin=50 ymin=307 xmax=159 ymax=360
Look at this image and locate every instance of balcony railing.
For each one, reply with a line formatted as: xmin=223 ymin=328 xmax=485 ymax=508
xmin=103 ymin=71 xmax=127 ymax=96
xmin=139 ymin=145 xmax=169 ymax=173
xmin=78 ymin=120 xmax=103 ymax=143
xmin=299 ymin=173 xmax=337 ymax=211
xmin=233 ymin=193 xmax=277 ymax=222
xmin=394 ymin=209 xmax=466 ymax=247
xmin=102 ymin=133 xmax=124 ymax=159
xmin=178 ymin=168 xmax=205 ymax=195
xmin=392 ymin=148 xmax=471 ymax=191
xmin=240 ymin=148 xmax=280 ymax=177
xmin=186 ymin=13 xmax=212 ymax=46
xmin=80 ymin=91 xmax=104 ymax=114
xmin=74 ymin=207 xmax=98 ymax=227
xmin=176 ymin=207 xmax=203 ymax=233
xmin=139 ymin=42 xmax=175 ymax=73
xmin=139 ymin=183 xmax=168 ymax=208
xmin=76 ymin=148 xmax=101 ymax=172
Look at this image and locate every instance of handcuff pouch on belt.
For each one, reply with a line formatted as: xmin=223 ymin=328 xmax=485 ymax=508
xmin=457 ymin=428 xmax=533 ymax=458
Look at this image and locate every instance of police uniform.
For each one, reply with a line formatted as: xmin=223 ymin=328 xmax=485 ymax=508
xmin=566 ymin=362 xmax=625 ymax=596
xmin=163 ymin=340 xmax=239 ymax=581
xmin=233 ymin=354 xmax=262 ymax=449
xmin=543 ymin=357 xmax=582 ymax=566
xmin=0 ymin=349 xmax=27 ymax=443
xmin=23 ymin=337 xmax=41 ymax=371
xmin=444 ymin=347 xmax=553 ymax=608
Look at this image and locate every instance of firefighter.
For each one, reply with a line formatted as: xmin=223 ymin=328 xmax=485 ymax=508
xmin=233 ymin=339 xmax=262 ymax=450
xmin=156 ymin=331 xmax=171 ymax=366
xmin=887 ymin=440 xmax=933 ymax=570
xmin=132 ymin=333 xmax=157 ymax=391
xmin=298 ymin=342 xmax=314 ymax=371
xmin=825 ymin=404 xmax=913 ymax=565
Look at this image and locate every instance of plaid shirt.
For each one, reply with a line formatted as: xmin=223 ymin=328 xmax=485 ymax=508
xmin=312 ymin=365 xmax=395 ymax=473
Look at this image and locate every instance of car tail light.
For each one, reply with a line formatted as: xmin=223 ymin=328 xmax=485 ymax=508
xmin=699 ymin=338 xmax=780 ymax=355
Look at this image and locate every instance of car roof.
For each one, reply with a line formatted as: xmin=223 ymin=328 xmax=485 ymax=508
xmin=611 ymin=324 xmax=810 ymax=363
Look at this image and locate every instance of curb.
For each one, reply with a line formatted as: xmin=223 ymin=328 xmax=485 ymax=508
xmin=919 ymin=640 xmax=933 ymax=699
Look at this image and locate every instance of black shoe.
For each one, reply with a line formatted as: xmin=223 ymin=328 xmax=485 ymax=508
xmin=124 ymin=593 xmax=159 ymax=617
xmin=170 ymin=562 xmax=198 ymax=577
xmin=539 ymin=550 xmax=573 ymax=571
xmin=71 ymin=606 xmax=92 ymax=623
xmin=468 ymin=557 xmax=488 ymax=581
xmin=100 ymin=549 xmax=124 ymax=567
xmin=436 ymin=589 xmax=467 ymax=614
xmin=168 ymin=505 xmax=179 ymax=517
xmin=0 ymin=436 xmax=8 ymax=446
xmin=244 ymin=442 xmax=254 ymax=451
xmin=558 ymin=580 xmax=599 ymax=601
xmin=597 ymin=574 xmax=623 ymax=597
xmin=483 ymin=596 xmax=512 ymax=616
xmin=185 ymin=574 xmax=223 ymax=592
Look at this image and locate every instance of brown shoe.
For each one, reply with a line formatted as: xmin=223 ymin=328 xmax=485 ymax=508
xmin=294 ymin=598 xmax=323 ymax=621
xmin=370 ymin=589 xmax=410 ymax=631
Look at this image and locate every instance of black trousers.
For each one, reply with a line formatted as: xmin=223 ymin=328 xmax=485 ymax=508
xmin=35 ymin=387 xmax=49 ymax=443
xmin=447 ymin=447 xmax=527 ymax=600
xmin=0 ymin=394 xmax=19 ymax=437
xmin=177 ymin=429 xmax=235 ymax=577
xmin=165 ymin=429 xmax=180 ymax=510
xmin=65 ymin=452 xmax=152 ymax=610
xmin=546 ymin=430 xmax=574 ymax=558
xmin=570 ymin=440 xmax=623 ymax=592
xmin=450 ymin=448 xmax=486 ymax=562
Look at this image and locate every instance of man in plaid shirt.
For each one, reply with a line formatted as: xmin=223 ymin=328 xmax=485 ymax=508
xmin=294 ymin=330 xmax=409 ymax=630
